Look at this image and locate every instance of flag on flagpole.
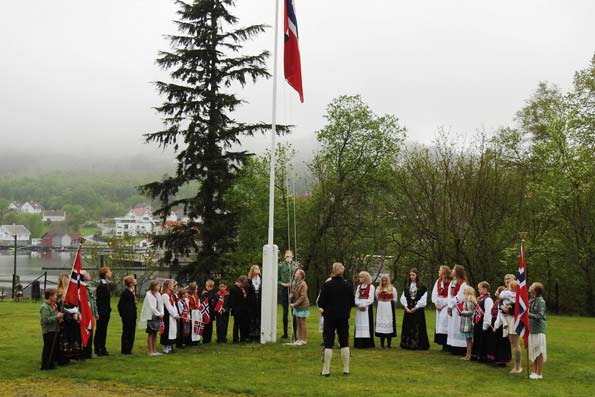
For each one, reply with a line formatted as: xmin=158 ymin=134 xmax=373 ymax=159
xmin=514 ymin=242 xmax=530 ymax=348
xmin=284 ymin=0 xmax=304 ymax=102
xmin=64 ymin=246 xmax=94 ymax=347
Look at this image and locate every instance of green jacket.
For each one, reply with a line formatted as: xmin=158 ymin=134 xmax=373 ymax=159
xmin=88 ymin=287 xmax=98 ymax=317
xmin=529 ymin=296 xmax=546 ymax=334
xmin=40 ymin=302 xmax=59 ymax=334
xmin=278 ymin=260 xmax=298 ymax=286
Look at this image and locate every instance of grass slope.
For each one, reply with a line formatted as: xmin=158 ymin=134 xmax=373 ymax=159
xmin=0 ymin=299 xmax=593 ymax=397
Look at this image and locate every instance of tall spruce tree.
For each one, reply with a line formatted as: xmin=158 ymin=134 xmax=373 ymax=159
xmin=141 ymin=0 xmax=274 ymax=279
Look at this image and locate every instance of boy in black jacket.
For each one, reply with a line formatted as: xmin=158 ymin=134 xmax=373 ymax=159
xmin=94 ymin=266 xmax=112 ymax=356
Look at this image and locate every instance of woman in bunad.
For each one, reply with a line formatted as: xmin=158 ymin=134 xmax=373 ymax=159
xmin=471 ymin=281 xmax=494 ymax=362
xmin=399 ymin=268 xmax=430 ymax=350
xmin=446 ymin=264 xmax=468 ymax=355
xmin=375 ymin=274 xmax=398 ymax=348
xmin=247 ymin=265 xmax=262 ymax=341
xmin=160 ymin=279 xmax=179 ymax=354
xmin=431 ymin=265 xmax=451 ymax=352
xmin=354 ymin=271 xmax=375 ymax=348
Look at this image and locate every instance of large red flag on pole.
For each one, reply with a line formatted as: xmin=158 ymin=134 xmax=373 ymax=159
xmin=284 ymin=0 xmax=304 ymax=102
xmin=514 ymin=241 xmax=530 ymax=349
xmin=64 ymin=246 xmax=94 ymax=347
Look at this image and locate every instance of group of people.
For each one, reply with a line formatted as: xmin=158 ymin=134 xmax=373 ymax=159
xmin=353 ymin=269 xmax=430 ymax=350
xmin=139 ymin=267 xmax=263 ymax=356
xmin=431 ymin=265 xmax=547 ymax=380
xmin=39 ymin=264 xmax=264 ymax=369
xmin=317 ymin=262 xmax=547 ymax=379
xmin=40 ymin=266 xmax=122 ymax=369
xmin=39 ymin=258 xmax=548 ymax=381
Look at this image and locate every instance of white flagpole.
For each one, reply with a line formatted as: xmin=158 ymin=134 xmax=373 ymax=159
xmin=261 ymin=0 xmax=280 ymax=344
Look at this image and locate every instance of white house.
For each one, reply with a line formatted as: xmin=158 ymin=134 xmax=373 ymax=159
xmin=42 ymin=210 xmax=66 ymax=223
xmin=20 ymin=201 xmax=44 ymax=214
xmin=0 ymin=225 xmax=31 ymax=245
xmin=114 ymin=208 xmax=157 ymax=237
xmin=8 ymin=202 xmax=21 ymax=211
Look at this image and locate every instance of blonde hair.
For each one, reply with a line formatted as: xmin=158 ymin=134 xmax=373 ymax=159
xmin=504 ymin=274 xmax=516 ymax=285
xmin=248 ymin=265 xmax=261 ymax=279
xmin=464 ymin=286 xmax=477 ymax=304
xmin=205 ymin=279 xmax=215 ymax=289
xmin=57 ymin=273 xmax=70 ymax=298
xmin=508 ymin=280 xmax=519 ymax=292
xmin=332 ymin=262 xmax=344 ymax=276
xmin=358 ymin=271 xmax=372 ymax=285
xmin=177 ymin=288 xmax=188 ymax=298
xmin=377 ymin=274 xmax=393 ymax=294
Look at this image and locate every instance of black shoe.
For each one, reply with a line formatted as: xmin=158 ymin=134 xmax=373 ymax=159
xmin=343 ymin=372 xmax=350 ymax=375
xmin=321 ymin=373 xmax=330 ymax=377
xmin=281 ymin=334 xmax=288 ymax=339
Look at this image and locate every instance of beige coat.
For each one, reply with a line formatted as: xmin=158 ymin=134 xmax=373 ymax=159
xmin=291 ymin=280 xmax=310 ymax=309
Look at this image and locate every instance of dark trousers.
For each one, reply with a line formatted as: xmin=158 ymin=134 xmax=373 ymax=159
xmin=41 ymin=332 xmax=57 ymax=369
xmin=94 ymin=314 xmax=110 ymax=354
xmin=280 ymin=287 xmax=289 ymax=336
xmin=216 ymin=312 xmax=229 ymax=343
xmin=81 ymin=329 xmax=94 ymax=358
xmin=202 ymin=321 xmax=213 ymax=343
xmin=233 ymin=314 xmax=249 ymax=343
xmin=121 ymin=318 xmax=136 ymax=354
xmin=323 ymin=317 xmax=349 ymax=349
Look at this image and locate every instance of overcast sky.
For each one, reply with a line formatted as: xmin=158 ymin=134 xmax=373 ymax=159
xmin=1 ymin=0 xmax=594 ymax=161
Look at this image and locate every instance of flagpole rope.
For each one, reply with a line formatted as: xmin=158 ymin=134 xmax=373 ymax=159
xmin=286 ymin=165 xmax=291 ymax=251
xmin=292 ymin=166 xmax=298 ymax=262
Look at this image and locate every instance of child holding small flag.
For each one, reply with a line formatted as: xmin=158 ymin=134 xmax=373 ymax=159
xmin=471 ymin=281 xmax=493 ymax=362
xmin=459 ymin=287 xmax=477 ymax=360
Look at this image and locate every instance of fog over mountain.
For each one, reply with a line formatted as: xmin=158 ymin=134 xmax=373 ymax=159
xmin=1 ymin=0 xmax=594 ymax=178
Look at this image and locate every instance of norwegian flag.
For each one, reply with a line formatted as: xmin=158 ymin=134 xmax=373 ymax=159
xmin=214 ymin=296 xmax=223 ymax=314
xmin=514 ymin=242 xmax=530 ymax=348
xmin=473 ymin=304 xmax=484 ymax=325
xmin=284 ymin=0 xmax=304 ymax=102
xmin=198 ymin=299 xmax=211 ymax=325
xmin=64 ymin=247 xmax=94 ymax=347
xmin=193 ymin=317 xmax=203 ymax=337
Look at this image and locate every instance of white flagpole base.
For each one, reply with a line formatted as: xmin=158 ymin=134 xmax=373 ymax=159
xmin=261 ymin=244 xmax=278 ymax=343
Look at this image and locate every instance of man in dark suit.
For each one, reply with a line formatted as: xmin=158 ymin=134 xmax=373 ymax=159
xmin=317 ymin=262 xmax=354 ymax=376
xmin=94 ymin=266 xmax=112 ymax=356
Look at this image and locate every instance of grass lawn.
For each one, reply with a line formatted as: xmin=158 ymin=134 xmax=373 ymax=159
xmin=0 ymin=299 xmax=594 ymax=397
